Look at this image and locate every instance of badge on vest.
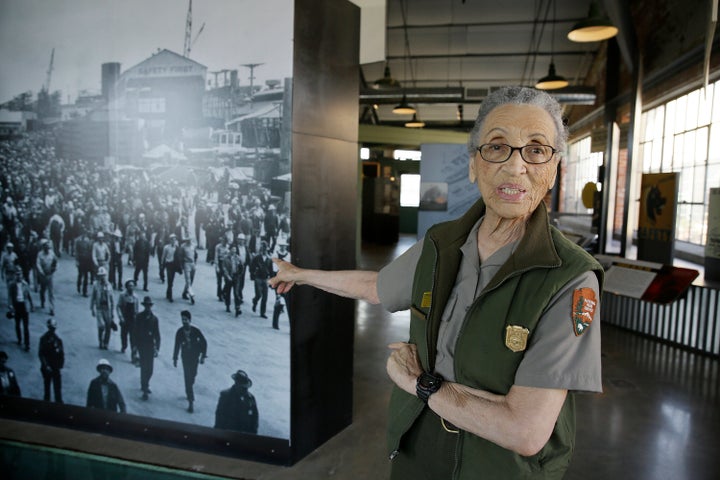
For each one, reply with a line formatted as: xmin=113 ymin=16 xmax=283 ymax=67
xmin=421 ymin=292 xmax=432 ymax=308
xmin=572 ymin=287 xmax=597 ymax=336
xmin=505 ymin=325 xmax=529 ymax=352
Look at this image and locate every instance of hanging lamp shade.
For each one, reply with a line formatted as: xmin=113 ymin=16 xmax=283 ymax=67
xmin=535 ymin=63 xmax=569 ymax=90
xmin=405 ymin=113 xmax=425 ymax=128
xmin=392 ymin=94 xmax=416 ymax=115
xmin=567 ymin=1 xmax=618 ymax=42
xmin=372 ymin=63 xmax=401 ymax=89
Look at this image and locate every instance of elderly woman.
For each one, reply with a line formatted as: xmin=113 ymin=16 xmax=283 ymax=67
xmin=269 ymin=86 xmax=603 ymax=479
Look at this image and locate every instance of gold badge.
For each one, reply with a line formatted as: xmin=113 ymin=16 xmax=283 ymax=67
xmin=421 ymin=292 xmax=432 ymax=308
xmin=505 ymin=325 xmax=529 ymax=352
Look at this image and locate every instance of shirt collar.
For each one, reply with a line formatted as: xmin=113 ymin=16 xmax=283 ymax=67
xmin=459 ymin=216 xmax=519 ymax=273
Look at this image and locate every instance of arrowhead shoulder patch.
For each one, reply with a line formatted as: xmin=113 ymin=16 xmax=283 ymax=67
xmin=572 ymin=288 xmax=597 ymax=336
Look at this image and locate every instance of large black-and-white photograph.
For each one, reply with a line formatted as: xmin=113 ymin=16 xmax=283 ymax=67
xmin=0 ymin=0 xmax=293 ymax=441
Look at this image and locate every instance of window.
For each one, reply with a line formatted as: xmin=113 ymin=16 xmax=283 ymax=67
xmin=394 ymin=149 xmax=422 ymax=161
xmin=137 ymin=97 xmax=166 ymax=113
xmin=563 ymin=136 xmax=602 ymax=214
xmin=400 ymin=174 xmax=420 ymax=207
xmin=639 ymin=81 xmax=719 ymax=245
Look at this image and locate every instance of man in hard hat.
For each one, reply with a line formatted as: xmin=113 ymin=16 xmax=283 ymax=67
xmin=91 ymin=266 xmax=116 ymax=350
xmin=91 ymin=231 xmax=110 ymax=280
xmin=86 ymin=358 xmax=126 ymax=413
xmin=161 ymin=234 xmax=179 ymax=302
xmin=36 ymin=239 xmax=57 ymax=316
xmin=116 ymin=279 xmax=139 ymax=364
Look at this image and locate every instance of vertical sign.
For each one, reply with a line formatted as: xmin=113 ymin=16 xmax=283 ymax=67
xmin=417 ymin=144 xmax=479 ymax=239
xmin=637 ymin=172 xmax=678 ymax=264
xmin=705 ymin=187 xmax=720 ymax=281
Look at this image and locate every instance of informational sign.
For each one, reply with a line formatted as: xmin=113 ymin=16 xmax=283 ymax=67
xmin=597 ymin=255 xmax=699 ymax=304
xmin=417 ymin=144 xmax=479 ymax=239
xmin=705 ymin=187 xmax=720 ymax=281
xmin=603 ymin=259 xmax=661 ymax=299
xmin=637 ymin=172 xmax=678 ymax=264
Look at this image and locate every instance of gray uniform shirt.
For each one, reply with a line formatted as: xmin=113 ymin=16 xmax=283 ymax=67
xmin=377 ymin=219 xmax=602 ymax=393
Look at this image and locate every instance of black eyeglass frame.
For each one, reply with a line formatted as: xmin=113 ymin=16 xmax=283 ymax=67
xmin=476 ymin=143 xmax=558 ymax=164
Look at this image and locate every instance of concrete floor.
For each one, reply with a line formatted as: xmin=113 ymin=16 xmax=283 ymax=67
xmin=2 ymin=235 xmax=720 ymax=479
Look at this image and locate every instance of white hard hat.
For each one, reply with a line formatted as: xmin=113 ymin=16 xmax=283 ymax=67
xmin=96 ymin=358 xmax=113 ymax=372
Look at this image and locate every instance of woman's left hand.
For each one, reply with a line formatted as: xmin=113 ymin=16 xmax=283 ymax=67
xmin=386 ymin=342 xmax=424 ymax=395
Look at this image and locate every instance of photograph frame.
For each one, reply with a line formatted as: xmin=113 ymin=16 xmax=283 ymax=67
xmin=0 ymin=0 xmax=360 ymax=468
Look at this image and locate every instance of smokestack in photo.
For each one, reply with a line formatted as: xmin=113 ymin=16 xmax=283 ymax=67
xmin=102 ymin=62 xmax=121 ymax=101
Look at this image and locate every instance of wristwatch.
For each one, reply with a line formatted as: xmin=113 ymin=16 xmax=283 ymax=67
xmin=416 ymin=371 xmax=444 ymax=404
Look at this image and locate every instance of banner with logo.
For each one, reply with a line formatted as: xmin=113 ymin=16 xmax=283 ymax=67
xmin=638 ymin=172 xmax=678 ymax=264
xmin=705 ymin=187 xmax=720 ymax=281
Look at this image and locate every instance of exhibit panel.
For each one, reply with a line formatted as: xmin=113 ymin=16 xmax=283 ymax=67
xmin=637 ymin=172 xmax=678 ymax=264
xmin=0 ymin=0 xmax=360 ymax=467
xmin=706 ymin=187 xmax=720 ymax=281
xmin=417 ymin=144 xmax=480 ymax=239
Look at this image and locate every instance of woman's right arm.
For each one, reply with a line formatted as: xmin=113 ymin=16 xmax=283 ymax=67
xmin=269 ymin=258 xmax=380 ymax=304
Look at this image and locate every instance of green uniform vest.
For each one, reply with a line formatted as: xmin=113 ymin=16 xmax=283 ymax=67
xmin=387 ymin=199 xmax=604 ymax=479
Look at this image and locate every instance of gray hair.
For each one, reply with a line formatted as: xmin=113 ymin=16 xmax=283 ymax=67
xmin=467 ymin=86 xmax=568 ymax=157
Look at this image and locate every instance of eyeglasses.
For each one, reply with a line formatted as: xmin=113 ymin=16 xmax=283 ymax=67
xmin=476 ymin=143 xmax=557 ymax=164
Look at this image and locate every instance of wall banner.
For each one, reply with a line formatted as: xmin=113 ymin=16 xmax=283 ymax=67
xmin=705 ymin=187 xmax=720 ymax=281
xmin=637 ymin=172 xmax=678 ymax=264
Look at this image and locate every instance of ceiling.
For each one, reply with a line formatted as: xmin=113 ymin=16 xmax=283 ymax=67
xmin=358 ymin=0 xmax=614 ymax=130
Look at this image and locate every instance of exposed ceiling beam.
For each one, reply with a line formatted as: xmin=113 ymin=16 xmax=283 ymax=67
xmin=386 ymin=18 xmax=584 ymax=29
xmin=359 ymin=86 xmax=597 ymax=105
xmin=359 ymin=124 xmax=469 ymax=146
xmin=604 ymin=0 xmax=639 ymax=72
xmin=384 ymin=50 xmax=591 ymax=60
xmin=360 ymin=87 xmax=464 ymax=104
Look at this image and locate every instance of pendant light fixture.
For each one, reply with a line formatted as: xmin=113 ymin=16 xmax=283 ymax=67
xmin=372 ymin=62 xmax=401 ymax=89
xmin=393 ymin=94 xmax=416 ymax=115
xmin=405 ymin=113 xmax=425 ymax=128
xmin=536 ymin=63 xmax=569 ymax=90
xmin=568 ymin=1 xmax=618 ymax=42
xmin=536 ymin=0 xmax=569 ymax=90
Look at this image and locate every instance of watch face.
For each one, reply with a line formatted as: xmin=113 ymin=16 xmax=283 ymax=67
xmin=417 ymin=372 xmax=443 ymax=403
xmin=419 ymin=373 xmax=438 ymax=388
